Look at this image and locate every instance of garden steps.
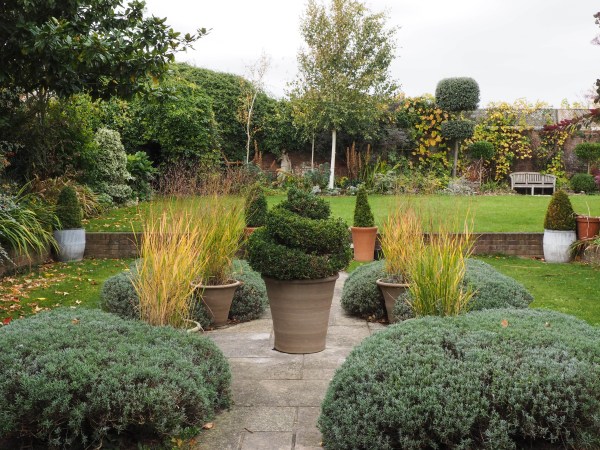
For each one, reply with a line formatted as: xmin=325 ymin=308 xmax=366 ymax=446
xmin=197 ymin=272 xmax=377 ymax=449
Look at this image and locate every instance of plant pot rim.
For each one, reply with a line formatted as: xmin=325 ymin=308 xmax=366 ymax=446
xmin=193 ymin=279 xmax=242 ymax=289
xmin=262 ymin=274 xmax=339 ymax=285
xmin=576 ymin=215 xmax=600 ymax=221
xmin=350 ymin=226 xmax=378 ymax=231
xmin=54 ymin=228 xmax=85 ymax=231
xmin=376 ymin=278 xmax=409 ymax=288
xmin=543 ymin=229 xmax=577 ymax=233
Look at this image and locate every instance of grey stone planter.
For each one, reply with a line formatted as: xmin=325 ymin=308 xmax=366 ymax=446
xmin=53 ymin=229 xmax=86 ymax=262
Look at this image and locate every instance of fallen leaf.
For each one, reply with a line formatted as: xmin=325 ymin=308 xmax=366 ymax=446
xmin=71 ymin=318 xmax=80 ymax=324
xmin=501 ymin=319 xmax=509 ymax=328
xmin=202 ymin=423 xmax=214 ymax=430
xmin=36 ymin=297 xmax=47 ymax=301
xmin=75 ymin=300 xmax=82 ymax=305
xmin=544 ymin=322 xmax=551 ymax=328
xmin=2 ymin=317 xmax=11 ymax=325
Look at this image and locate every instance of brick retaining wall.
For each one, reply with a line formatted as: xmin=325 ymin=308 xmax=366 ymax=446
xmin=84 ymin=232 xmax=141 ymax=259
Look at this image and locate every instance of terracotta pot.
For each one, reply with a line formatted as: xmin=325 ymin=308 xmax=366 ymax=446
xmin=197 ymin=280 xmax=242 ymax=326
xmin=263 ymin=274 xmax=338 ymax=354
xmin=576 ymin=215 xmax=600 ymax=240
xmin=350 ymin=226 xmax=378 ymax=262
xmin=543 ymin=229 xmax=576 ymax=263
xmin=376 ymin=278 xmax=409 ymax=323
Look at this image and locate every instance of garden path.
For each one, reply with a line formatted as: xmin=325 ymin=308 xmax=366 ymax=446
xmin=196 ymin=272 xmax=385 ymax=450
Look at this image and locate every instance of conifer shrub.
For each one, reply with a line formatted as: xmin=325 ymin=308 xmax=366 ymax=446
xmin=353 ymin=186 xmax=375 ymax=227
xmin=319 ymin=309 xmax=600 ymax=450
xmin=244 ymin=182 xmax=268 ymax=227
xmin=247 ymin=188 xmax=351 ymax=280
xmin=0 ymin=308 xmax=231 ymax=448
xmin=544 ymin=190 xmax=576 ymax=230
xmin=55 ymin=186 xmax=83 ymax=229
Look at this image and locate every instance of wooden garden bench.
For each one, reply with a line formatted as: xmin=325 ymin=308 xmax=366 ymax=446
xmin=509 ymin=172 xmax=556 ymax=195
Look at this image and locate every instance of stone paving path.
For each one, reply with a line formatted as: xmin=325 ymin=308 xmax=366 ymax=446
xmin=197 ymin=272 xmax=385 ymax=450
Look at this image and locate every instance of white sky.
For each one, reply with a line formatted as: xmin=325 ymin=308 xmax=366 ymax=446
xmin=143 ymin=0 xmax=600 ymax=107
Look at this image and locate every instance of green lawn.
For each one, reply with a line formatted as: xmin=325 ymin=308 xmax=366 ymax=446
xmin=476 ymin=256 xmax=600 ymax=326
xmin=0 ymin=258 xmax=133 ymax=323
xmin=86 ymin=194 xmax=600 ymax=233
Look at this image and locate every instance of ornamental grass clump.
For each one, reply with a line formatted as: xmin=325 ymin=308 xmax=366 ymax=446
xmin=244 ymin=182 xmax=268 ymax=227
xmin=408 ymin=219 xmax=474 ymax=316
xmin=379 ymin=206 xmax=423 ymax=283
xmin=353 ymin=185 xmax=374 ymax=227
xmin=247 ymin=188 xmax=351 ymax=280
xmin=544 ymin=190 xmax=576 ymax=230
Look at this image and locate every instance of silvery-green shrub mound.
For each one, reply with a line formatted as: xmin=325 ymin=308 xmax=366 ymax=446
xmin=0 ymin=308 xmax=231 ymax=448
xmin=319 ymin=309 xmax=600 ymax=450
xmin=342 ymin=259 xmax=533 ymax=321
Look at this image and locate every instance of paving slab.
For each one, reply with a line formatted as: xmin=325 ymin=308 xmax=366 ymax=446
xmin=240 ymin=431 xmax=294 ymax=450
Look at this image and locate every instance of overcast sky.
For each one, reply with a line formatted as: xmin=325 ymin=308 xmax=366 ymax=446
xmin=143 ymin=0 xmax=599 ymax=107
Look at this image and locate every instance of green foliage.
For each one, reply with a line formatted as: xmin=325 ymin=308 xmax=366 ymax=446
xmin=353 ymin=186 xmax=375 ymax=227
xmin=100 ymin=269 xmax=138 ymax=319
xmin=0 ymin=188 xmax=58 ymax=261
xmin=342 ymin=259 xmax=533 ymax=320
xmin=247 ymin=188 xmax=351 ymax=280
xmin=55 ymin=186 xmax=82 ymax=229
xmin=467 ymin=140 xmax=495 ymax=160
xmin=574 ymin=142 xmax=600 ymax=165
xmin=319 ymin=308 xmax=600 ymax=449
xmin=544 ymin=190 xmax=576 ymax=230
xmin=570 ymin=173 xmax=598 ymax=194
xmin=84 ymin=128 xmax=132 ymax=204
xmin=0 ymin=308 xmax=231 ymax=448
xmin=440 ymin=119 xmax=475 ymax=142
xmin=126 ymin=151 xmax=157 ymax=201
xmin=244 ymin=183 xmax=268 ymax=227
xmin=435 ymin=77 xmax=480 ymax=112
xmin=229 ymin=259 xmax=268 ymax=322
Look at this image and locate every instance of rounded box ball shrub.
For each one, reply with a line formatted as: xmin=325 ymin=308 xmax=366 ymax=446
xmin=467 ymin=140 xmax=495 ymax=160
xmin=0 ymin=308 xmax=231 ymax=448
xmin=342 ymin=259 xmax=533 ymax=320
xmin=544 ymin=190 xmax=576 ymax=230
xmin=570 ymin=173 xmax=597 ymax=194
xmin=319 ymin=309 xmax=600 ymax=449
xmin=55 ymin=185 xmax=82 ymax=229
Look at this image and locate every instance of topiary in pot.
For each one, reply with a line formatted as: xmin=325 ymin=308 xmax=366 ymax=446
xmin=244 ymin=182 xmax=268 ymax=230
xmin=247 ymin=187 xmax=351 ymax=353
xmin=351 ymin=185 xmax=377 ymax=262
xmin=543 ymin=190 xmax=576 ymax=263
xmin=53 ymin=186 xmax=85 ymax=262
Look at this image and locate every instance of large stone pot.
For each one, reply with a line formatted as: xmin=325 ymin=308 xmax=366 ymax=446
xmin=543 ymin=229 xmax=576 ymax=263
xmin=197 ymin=280 xmax=242 ymax=326
xmin=376 ymin=278 xmax=409 ymax=323
xmin=350 ymin=226 xmax=378 ymax=262
xmin=53 ymin=229 xmax=86 ymax=262
xmin=576 ymin=215 xmax=600 ymax=240
xmin=263 ymin=274 xmax=338 ymax=354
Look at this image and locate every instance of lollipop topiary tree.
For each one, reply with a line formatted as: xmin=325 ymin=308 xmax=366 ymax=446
xmin=436 ymin=77 xmax=480 ymax=177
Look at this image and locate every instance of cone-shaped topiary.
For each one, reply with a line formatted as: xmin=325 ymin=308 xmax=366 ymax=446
xmin=544 ymin=190 xmax=576 ymax=230
xmin=353 ymin=186 xmax=375 ymax=227
xmin=244 ymin=183 xmax=268 ymax=227
xmin=247 ymin=188 xmax=351 ymax=280
xmin=56 ymin=186 xmax=82 ymax=229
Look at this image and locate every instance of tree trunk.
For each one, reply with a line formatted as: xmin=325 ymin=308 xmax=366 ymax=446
xmin=328 ymin=129 xmax=336 ymax=189
xmin=311 ymin=134 xmax=315 ymax=169
xmin=452 ymin=141 xmax=459 ymax=178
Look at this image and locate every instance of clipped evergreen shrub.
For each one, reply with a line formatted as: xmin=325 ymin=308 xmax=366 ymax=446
xmin=100 ymin=260 xmax=266 ymax=326
xmin=574 ymin=142 xmax=600 ymax=172
xmin=319 ymin=309 xmax=600 ymax=450
xmin=435 ymin=77 xmax=480 ymax=111
xmin=247 ymin=188 xmax=351 ymax=280
xmin=440 ymin=119 xmax=475 ymax=141
xmin=342 ymin=259 xmax=533 ymax=320
xmin=570 ymin=173 xmax=597 ymax=193
xmin=244 ymin=182 xmax=268 ymax=227
xmin=544 ymin=190 xmax=576 ymax=230
xmin=353 ymin=186 xmax=375 ymax=227
xmin=55 ymin=186 xmax=82 ymax=229
xmin=0 ymin=308 xmax=231 ymax=448
xmin=467 ymin=140 xmax=495 ymax=160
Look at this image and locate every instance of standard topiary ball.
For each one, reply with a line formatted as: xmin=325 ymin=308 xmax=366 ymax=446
xmin=544 ymin=190 xmax=576 ymax=230
xmin=467 ymin=140 xmax=495 ymax=160
xmin=435 ymin=77 xmax=480 ymax=112
xmin=244 ymin=183 xmax=268 ymax=227
xmin=247 ymin=188 xmax=351 ymax=280
xmin=0 ymin=308 xmax=231 ymax=448
xmin=574 ymin=142 xmax=600 ymax=167
xmin=353 ymin=185 xmax=375 ymax=227
xmin=56 ymin=185 xmax=83 ymax=229
xmin=570 ymin=173 xmax=597 ymax=194
xmin=319 ymin=309 xmax=600 ymax=450
xmin=440 ymin=119 xmax=475 ymax=142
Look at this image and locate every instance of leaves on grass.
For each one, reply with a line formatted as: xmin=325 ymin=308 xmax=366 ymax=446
xmin=501 ymin=319 xmax=509 ymax=328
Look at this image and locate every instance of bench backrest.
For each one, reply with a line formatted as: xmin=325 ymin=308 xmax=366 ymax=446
xmin=509 ymin=172 xmax=556 ymax=186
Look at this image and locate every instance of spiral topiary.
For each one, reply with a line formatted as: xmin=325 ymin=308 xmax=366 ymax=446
xmin=55 ymin=186 xmax=82 ymax=229
xmin=353 ymin=186 xmax=375 ymax=227
xmin=247 ymin=187 xmax=351 ymax=280
xmin=244 ymin=182 xmax=268 ymax=227
xmin=543 ymin=190 xmax=576 ymax=230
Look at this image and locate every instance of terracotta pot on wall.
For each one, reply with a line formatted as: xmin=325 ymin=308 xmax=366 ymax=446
xmin=197 ymin=280 xmax=242 ymax=326
xmin=376 ymin=278 xmax=409 ymax=323
xmin=263 ymin=275 xmax=338 ymax=354
xmin=576 ymin=215 xmax=600 ymax=240
xmin=350 ymin=227 xmax=378 ymax=262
